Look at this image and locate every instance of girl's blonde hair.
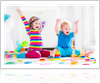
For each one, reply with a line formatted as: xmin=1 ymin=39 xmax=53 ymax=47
xmin=29 ymin=16 xmax=42 ymax=32
xmin=61 ymin=20 xmax=72 ymax=28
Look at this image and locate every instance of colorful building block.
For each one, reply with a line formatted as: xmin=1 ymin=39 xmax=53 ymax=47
xmin=93 ymin=61 xmax=96 ymax=64
xmin=17 ymin=60 xmax=23 ymax=62
xmin=82 ymin=63 xmax=89 ymax=65
xmin=40 ymin=59 xmax=45 ymax=61
xmin=50 ymin=59 xmax=54 ymax=61
xmin=24 ymin=61 xmax=32 ymax=64
xmin=55 ymin=51 xmax=61 ymax=58
xmin=85 ymin=59 xmax=90 ymax=62
xmin=5 ymin=62 xmax=15 ymax=64
xmin=81 ymin=56 xmax=86 ymax=58
xmin=61 ymin=59 xmax=66 ymax=62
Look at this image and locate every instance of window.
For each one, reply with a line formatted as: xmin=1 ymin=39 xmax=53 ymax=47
xmin=83 ymin=6 xmax=95 ymax=50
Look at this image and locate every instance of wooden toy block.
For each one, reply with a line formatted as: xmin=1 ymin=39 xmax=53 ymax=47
xmin=71 ymin=73 xmax=78 ymax=76
xmin=49 ymin=77 xmax=55 ymax=80
xmin=61 ymin=76 xmax=66 ymax=78
xmin=40 ymin=59 xmax=45 ymax=61
xmin=61 ymin=59 xmax=66 ymax=62
xmin=17 ymin=76 xmax=23 ymax=78
xmin=50 ymin=59 xmax=54 ymax=61
xmin=40 ymin=77 xmax=45 ymax=79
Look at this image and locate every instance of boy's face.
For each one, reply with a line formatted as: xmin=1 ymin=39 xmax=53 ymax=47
xmin=32 ymin=20 xmax=41 ymax=30
xmin=61 ymin=24 xmax=71 ymax=35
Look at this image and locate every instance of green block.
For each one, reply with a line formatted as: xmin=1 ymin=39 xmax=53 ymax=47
xmin=88 ymin=79 xmax=91 ymax=81
xmin=93 ymin=61 xmax=96 ymax=64
xmin=17 ymin=60 xmax=23 ymax=62
xmin=5 ymin=62 xmax=15 ymax=64
xmin=88 ymin=57 xmax=90 ymax=59
xmin=17 ymin=76 xmax=23 ymax=78
xmin=5 ymin=74 xmax=15 ymax=76
xmin=93 ymin=74 xmax=96 ymax=77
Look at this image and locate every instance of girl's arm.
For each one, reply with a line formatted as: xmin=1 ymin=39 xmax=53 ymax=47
xmin=17 ymin=8 xmax=30 ymax=34
xmin=55 ymin=19 xmax=60 ymax=35
xmin=74 ymin=20 xmax=79 ymax=35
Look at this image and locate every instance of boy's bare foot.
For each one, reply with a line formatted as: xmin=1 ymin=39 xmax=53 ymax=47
xmin=85 ymin=51 xmax=93 ymax=57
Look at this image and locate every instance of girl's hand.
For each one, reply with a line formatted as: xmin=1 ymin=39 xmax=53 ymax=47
xmin=74 ymin=20 xmax=79 ymax=25
xmin=16 ymin=8 xmax=22 ymax=16
xmin=56 ymin=19 xmax=60 ymax=23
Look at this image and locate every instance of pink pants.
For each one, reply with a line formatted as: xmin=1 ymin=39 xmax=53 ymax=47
xmin=25 ymin=49 xmax=50 ymax=58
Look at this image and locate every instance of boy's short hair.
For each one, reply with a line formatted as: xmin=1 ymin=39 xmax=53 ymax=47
xmin=61 ymin=20 xmax=72 ymax=28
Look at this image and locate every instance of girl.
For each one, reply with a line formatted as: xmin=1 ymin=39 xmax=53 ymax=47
xmin=17 ymin=8 xmax=50 ymax=58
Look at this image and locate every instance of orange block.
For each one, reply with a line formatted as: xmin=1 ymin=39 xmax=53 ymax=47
xmin=71 ymin=73 xmax=78 ymax=77
xmin=21 ymin=48 xmax=25 ymax=52
xmin=71 ymin=54 xmax=77 ymax=58
xmin=40 ymin=77 xmax=45 ymax=79
xmin=40 ymin=59 xmax=45 ymax=61
xmin=73 ymin=41 xmax=75 ymax=43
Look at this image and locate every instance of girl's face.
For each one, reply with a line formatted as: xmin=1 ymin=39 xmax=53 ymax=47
xmin=61 ymin=24 xmax=71 ymax=35
xmin=32 ymin=20 xmax=41 ymax=30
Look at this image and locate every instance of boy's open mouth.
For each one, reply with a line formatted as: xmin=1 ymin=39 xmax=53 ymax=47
xmin=66 ymin=32 xmax=69 ymax=34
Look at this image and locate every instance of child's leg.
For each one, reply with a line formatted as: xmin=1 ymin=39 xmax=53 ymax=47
xmin=65 ymin=49 xmax=80 ymax=57
xmin=55 ymin=46 xmax=66 ymax=57
xmin=84 ymin=51 xmax=93 ymax=57
xmin=51 ymin=48 xmax=59 ymax=56
xmin=17 ymin=53 xmax=26 ymax=58
xmin=40 ymin=49 xmax=50 ymax=57
xmin=25 ymin=50 xmax=41 ymax=58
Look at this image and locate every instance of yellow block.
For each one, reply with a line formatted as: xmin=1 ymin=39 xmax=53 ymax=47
xmin=71 ymin=73 xmax=78 ymax=77
xmin=61 ymin=76 xmax=66 ymax=78
xmin=71 ymin=61 xmax=78 ymax=65
xmin=61 ymin=60 xmax=66 ymax=62
xmin=50 ymin=59 xmax=54 ymax=61
xmin=78 ymin=54 xmax=82 ymax=57
xmin=5 ymin=55 xmax=7 ymax=58
xmin=13 ymin=55 xmax=17 ymax=58
xmin=50 ymin=77 xmax=55 ymax=80
xmin=56 ymin=78 xmax=61 ymax=80
xmin=55 ymin=58 xmax=61 ymax=60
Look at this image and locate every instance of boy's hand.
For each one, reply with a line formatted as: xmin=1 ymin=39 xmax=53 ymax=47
xmin=74 ymin=20 xmax=79 ymax=25
xmin=56 ymin=19 xmax=60 ymax=23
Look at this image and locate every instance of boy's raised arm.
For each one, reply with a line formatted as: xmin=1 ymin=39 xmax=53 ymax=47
xmin=74 ymin=20 xmax=79 ymax=35
xmin=55 ymin=19 xmax=60 ymax=35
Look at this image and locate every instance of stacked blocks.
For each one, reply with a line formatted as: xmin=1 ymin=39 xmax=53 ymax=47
xmin=4 ymin=52 xmax=17 ymax=58
xmin=93 ymin=59 xmax=96 ymax=64
xmin=72 ymin=41 xmax=75 ymax=49
xmin=71 ymin=50 xmax=77 ymax=58
xmin=54 ymin=51 xmax=61 ymax=58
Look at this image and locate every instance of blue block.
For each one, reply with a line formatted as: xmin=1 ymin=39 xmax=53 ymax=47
xmin=24 ymin=74 xmax=32 ymax=76
xmin=55 ymin=56 xmax=61 ymax=58
xmin=81 ymin=80 xmax=85 ymax=82
xmin=81 ymin=56 xmax=86 ymax=58
xmin=73 ymin=43 xmax=75 ymax=45
xmin=24 ymin=61 xmax=32 ymax=64
xmin=90 ymin=58 xmax=95 ymax=60
xmin=17 ymin=80 xmax=26 ymax=82
xmin=59 ymin=74 xmax=64 ymax=76
xmin=59 ymin=62 xmax=64 ymax=64
xmin=90 ymin=78 xmax=94 ymax=80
